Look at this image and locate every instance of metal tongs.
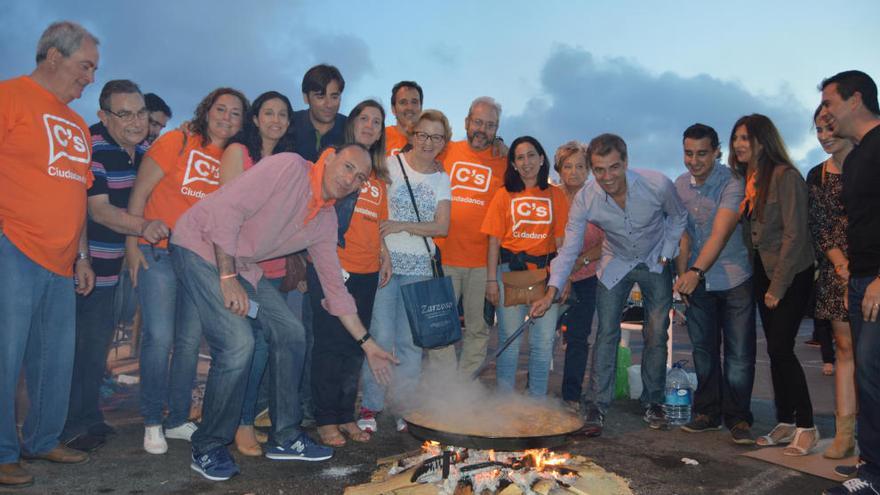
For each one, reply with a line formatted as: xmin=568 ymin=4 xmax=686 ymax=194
xmin=470 ymin=316 xmax=535 ymax=380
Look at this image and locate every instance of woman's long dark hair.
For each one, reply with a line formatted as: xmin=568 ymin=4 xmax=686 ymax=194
xmin=187 ymin=87 xmax=249 ymax=145
xmin=727 ymin=113 xmax=796 ymax=221
xmin=226 ymin=91 xmax=295 ymax=161
xmin=504 ymin=135 xmax=551 ymax=192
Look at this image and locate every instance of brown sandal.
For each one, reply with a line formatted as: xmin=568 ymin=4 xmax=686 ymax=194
xmin=340 ymin=422 xmax=371 ymax=443
xmin=317 ymin=425 xmax=346 ymax=447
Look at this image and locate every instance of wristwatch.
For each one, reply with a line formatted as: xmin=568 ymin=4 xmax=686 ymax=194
xmin=658 ymin=256 xmax=670 ymax=265
xmin=688 ymin=266 xmax=706 ymax=280
xmin=76 ymin=251 xmax=89 ymax=262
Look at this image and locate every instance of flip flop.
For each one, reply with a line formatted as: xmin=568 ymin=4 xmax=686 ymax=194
xmin=317 ymin=425 xmax=346 ymax=447
xmin=340 ymin=423 xmax=371 ymax=443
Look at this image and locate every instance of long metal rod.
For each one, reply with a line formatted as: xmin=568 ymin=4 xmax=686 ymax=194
xmin=470 ymin=316 xmax=534 ymax=380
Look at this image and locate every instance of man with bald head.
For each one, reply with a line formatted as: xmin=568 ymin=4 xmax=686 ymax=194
xmin=170 ymin=145 xmax=397 ymax=481
xmin=1 ymin=21 xmax=100 ymax=487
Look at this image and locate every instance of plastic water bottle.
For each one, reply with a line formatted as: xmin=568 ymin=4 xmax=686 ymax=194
xmin=663 ymin=360 xmax=692 ymax=426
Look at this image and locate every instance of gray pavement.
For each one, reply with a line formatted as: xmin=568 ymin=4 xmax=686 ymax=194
xmin=9 ymin=316 xmax=840 ymax=494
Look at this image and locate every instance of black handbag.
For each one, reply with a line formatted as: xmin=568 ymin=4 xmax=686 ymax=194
xmin=395 ymin=155 xmax=461 ymax=348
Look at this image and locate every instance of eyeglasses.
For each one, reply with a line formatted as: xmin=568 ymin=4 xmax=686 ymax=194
xmin=414 ymin=131 xmax=446 ymax=144
xmin=106 ymin=108 xmax=149 ymax=123
xmin=468 ymin=118 xmax=498 ymax=131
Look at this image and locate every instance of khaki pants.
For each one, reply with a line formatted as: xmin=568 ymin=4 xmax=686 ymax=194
xmin=425 ymin=265 xmax=490 ymax=377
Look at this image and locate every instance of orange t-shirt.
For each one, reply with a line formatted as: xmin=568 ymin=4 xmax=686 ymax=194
xmin=143 ymin=129 xmax=223 ymax=248
xmin=0 ymin=76 xmax=94 ymax=276
xmin=434 ymin=141 xmax=507 ymax=267
xmin=481 ymin=185 xmax=569 ymax=256
xmin=338 ymin=175 xmax=389 ymax=273
xmin=385 ymin=125 xmax=407 ymax=156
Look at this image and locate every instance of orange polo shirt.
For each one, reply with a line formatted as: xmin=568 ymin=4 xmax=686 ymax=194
xmin=481 ymin=185 xmax=569 ymax=256
xmin=0 ymin=76 xmax=94 ymax=275
xmin=338 ymin=175 xmax=388 ymax=273
xmin=434 ymin=141 xmax=507 ymax=267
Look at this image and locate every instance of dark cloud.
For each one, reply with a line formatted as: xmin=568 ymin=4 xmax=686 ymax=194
xmin=2 ymin=1 xmax=374 ymax=125
xmin=504 ymin=45 xmax=816 ymax=177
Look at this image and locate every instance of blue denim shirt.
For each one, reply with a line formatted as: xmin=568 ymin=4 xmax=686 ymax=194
xmin=674 ymin=163 xmax=751 ymax=291
xmin=549 ymin=168 xmax=687 ymax=290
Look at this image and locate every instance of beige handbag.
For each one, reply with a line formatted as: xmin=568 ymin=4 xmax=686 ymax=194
xmin=500 ymin=268 xmax=548 ymax=307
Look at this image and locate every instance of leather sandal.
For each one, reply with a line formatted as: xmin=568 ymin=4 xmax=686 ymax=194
xmin=317 ymin=425 xmax=346 ymax=447
xmin=783 ymin=427 xmax=819 ymax=456
xmin=756 ymin=422 xmax=796 ymax=446
xmin=339 ymin=422 xmax=371 ymax=443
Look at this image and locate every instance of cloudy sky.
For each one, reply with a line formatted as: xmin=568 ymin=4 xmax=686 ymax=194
xmin=4 ymin=0 xmax=879 ymax=177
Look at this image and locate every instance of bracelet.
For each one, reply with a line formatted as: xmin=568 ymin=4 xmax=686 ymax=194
xmin=356 ymin=332 xmax=372 ymax=346
xmin=76 ymin=251 xmax=89 ymax=261
xmin=219 ymin=273 xmax=238 ymax=280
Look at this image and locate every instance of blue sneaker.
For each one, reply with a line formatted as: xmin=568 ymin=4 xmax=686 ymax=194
xmin=264 ymin=433 xmax=333 ymax=461
xmin=190 ymin=446 xmax=240 ymax=481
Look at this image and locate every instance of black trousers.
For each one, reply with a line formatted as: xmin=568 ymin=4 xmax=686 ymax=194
xmin=754 ymin=254 xmax=815 ymax=428
xmin=307 ymin=264 xmax=378 ymax=426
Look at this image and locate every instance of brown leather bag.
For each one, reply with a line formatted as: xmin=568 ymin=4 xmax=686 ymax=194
xmin=278 ymin=252 xmax=308 ymax=293
xmin=500 ymin=268 xmax=548 ymax=307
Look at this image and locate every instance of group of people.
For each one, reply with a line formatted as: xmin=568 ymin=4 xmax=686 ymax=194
xmin=1 ymin=21 xmax=878 ymax=495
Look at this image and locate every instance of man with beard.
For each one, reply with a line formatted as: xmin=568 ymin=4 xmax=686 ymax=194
xmin=431 ymin=96 xmax=508 ymax=378
xmin=531 ymin=133 xmax=686 ymax=436
xmin=385 ymin=81 xmax=422 ymax=155
xmin=292 ymin=64 xmax=346 ymax=162
xmin=820 ymin=70 xmax=880 ymax=495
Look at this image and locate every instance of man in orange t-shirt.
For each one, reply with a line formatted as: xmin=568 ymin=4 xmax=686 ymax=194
xmin=0 ymin=21 xmax=99 ymax=487
xmin=385 ymin=81 xmax=422 ymax=156
xmin=432 ymin=96 xmax=508 ymax=377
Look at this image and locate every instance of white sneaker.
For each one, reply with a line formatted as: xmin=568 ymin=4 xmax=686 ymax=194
xmin=165 ymin=421 xmax=198 ymax=441
xmin=144 ymin=425 xmax=168 ymax=454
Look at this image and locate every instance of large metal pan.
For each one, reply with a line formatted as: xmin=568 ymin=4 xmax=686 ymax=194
xmin=404 ymin=416 xmax=583 ymax=451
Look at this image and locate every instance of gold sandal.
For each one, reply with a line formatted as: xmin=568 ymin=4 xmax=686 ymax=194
xmin=783 ymin=427 xmax=819 ymax=456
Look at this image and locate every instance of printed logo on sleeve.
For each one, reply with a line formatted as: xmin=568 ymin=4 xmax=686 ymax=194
xmin=357 ymin=179 xmax=383 ymax=206
xmin=43 ymin=114 xmax=90 ymax=183
xmin=450 ymin=161 xmax=491 ymax=193
xmin=511 ymin=197 xmax=552 ymax=237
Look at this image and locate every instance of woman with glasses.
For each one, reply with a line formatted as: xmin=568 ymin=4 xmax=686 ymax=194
xmin=126 ymin=88 xmax=248 ymax=455
xmin=356 ymin=110 xmax=452 ymax=434
xmin=731 ymin=114 xmax=818 ymax=456
xmin=307 ymin=100 xmax=392 ymax=446
xmin=807 ymin=106 xmax=856 ymax=459
xmin=217 ymin=91 xmax=295 ymax=456
xmin=482 ymin=136 xmax=569 ymax=397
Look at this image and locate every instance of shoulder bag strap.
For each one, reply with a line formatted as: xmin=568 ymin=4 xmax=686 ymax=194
xmin=396 ymin=155 xmax=441 ymax=277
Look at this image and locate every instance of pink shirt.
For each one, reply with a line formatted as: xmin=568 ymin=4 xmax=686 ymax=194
xmin=172 ymin=152 xmax=357 ymax=316
xmin=234 ymin=143 xmax=287 ymax=279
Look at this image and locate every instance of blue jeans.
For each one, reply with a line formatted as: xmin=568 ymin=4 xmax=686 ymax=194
xmin=849 ymin=276 xmax=880 ymax=483
xmin=496 ymin=264 xmax=559 ymax=396
xmin=561 ymin=276 xmax=598 ymax=402
xmin=589 ymin=263 xmax=672 ymax=412
xmin=685 ymin=278 xmax=756 ymax=427
xmin=0 ymin=235 xmax=75 ymax=462
xmin=172 ymin=246 xmax=306 ymax=453
xmin=63 ymin=286 xmax=117 ymax=440
xmin=360 ymin=274 xmax=429 ymax=413
xmin=238 ymin=277 xmax=276 ymax=426
xmin=136 ymin=244 xmax=201 ymax=428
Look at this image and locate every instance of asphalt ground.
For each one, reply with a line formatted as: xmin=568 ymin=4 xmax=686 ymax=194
xmin=8 ymin=316 xmax=840 ymax=494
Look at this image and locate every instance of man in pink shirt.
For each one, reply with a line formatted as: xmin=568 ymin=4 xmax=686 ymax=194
xmin=170 ymin=144 xmax=396 ymax=481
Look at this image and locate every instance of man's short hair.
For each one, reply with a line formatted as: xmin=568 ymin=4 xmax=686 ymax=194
xmin=467 ymin=96 xmax=502 ymax=120
xmin=821 ymin=70 xmax=880 ymax=116
xmin=301 ymin=64 xmax=345 ymax=95
xmin=145 ymin=93 xmax=172 ymax=118
xmin=682 ymin=123 xmax=720 ymax=149
xmin=391 ymin=81 xmax=423 ymax=106
xmin=586 ymin=133 xmax=627 ymax=165
xmin=99 ymin=80 xmax=142 ymax=112
xmin=35 ymin=21 xmax=99 ymax=64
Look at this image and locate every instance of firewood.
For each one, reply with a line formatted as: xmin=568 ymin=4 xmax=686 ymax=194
xmin=377 ymin=449 xmax=424 ymax=465
xmin=498 ymin=484 xmax=523 ymax=495
xmin=343 ymin=467 xmax=421 ymax=495
xmin=532 ymin=479 xmax=554 ymax=495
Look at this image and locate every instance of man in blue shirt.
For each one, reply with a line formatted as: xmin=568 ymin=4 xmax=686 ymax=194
xmin=292 ymin=64 xmax=347 ymax=163
xmin=672 ymin=124 xmax=755 ymax=445
xmin=532 ymin=133 xmax=687 ymax=436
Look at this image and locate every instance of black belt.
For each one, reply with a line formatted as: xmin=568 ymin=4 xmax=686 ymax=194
xmin=499 ymin=248 xmax=556 ymax=271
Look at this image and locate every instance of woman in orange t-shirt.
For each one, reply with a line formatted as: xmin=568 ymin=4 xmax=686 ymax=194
xmin=125 ymin=88 xmax=248 ymax=454
xmin=217 ymin=90 xmax=295 ymax=456
xmin=481 ymin=136 xmax=568 ymax=397
xmin=308 ymin=99 xmax=392 ymax=447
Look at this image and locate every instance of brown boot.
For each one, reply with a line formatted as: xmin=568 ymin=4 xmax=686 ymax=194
xmin=22 ymin=444 xmax=88 ymax=464
xmin=0 ymin=462 xmax=33 ymax=487
xmin=824 ymin=414 xmax=856 ymax=459
xmin=234 ymin=425 xmax=262 ymax=457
